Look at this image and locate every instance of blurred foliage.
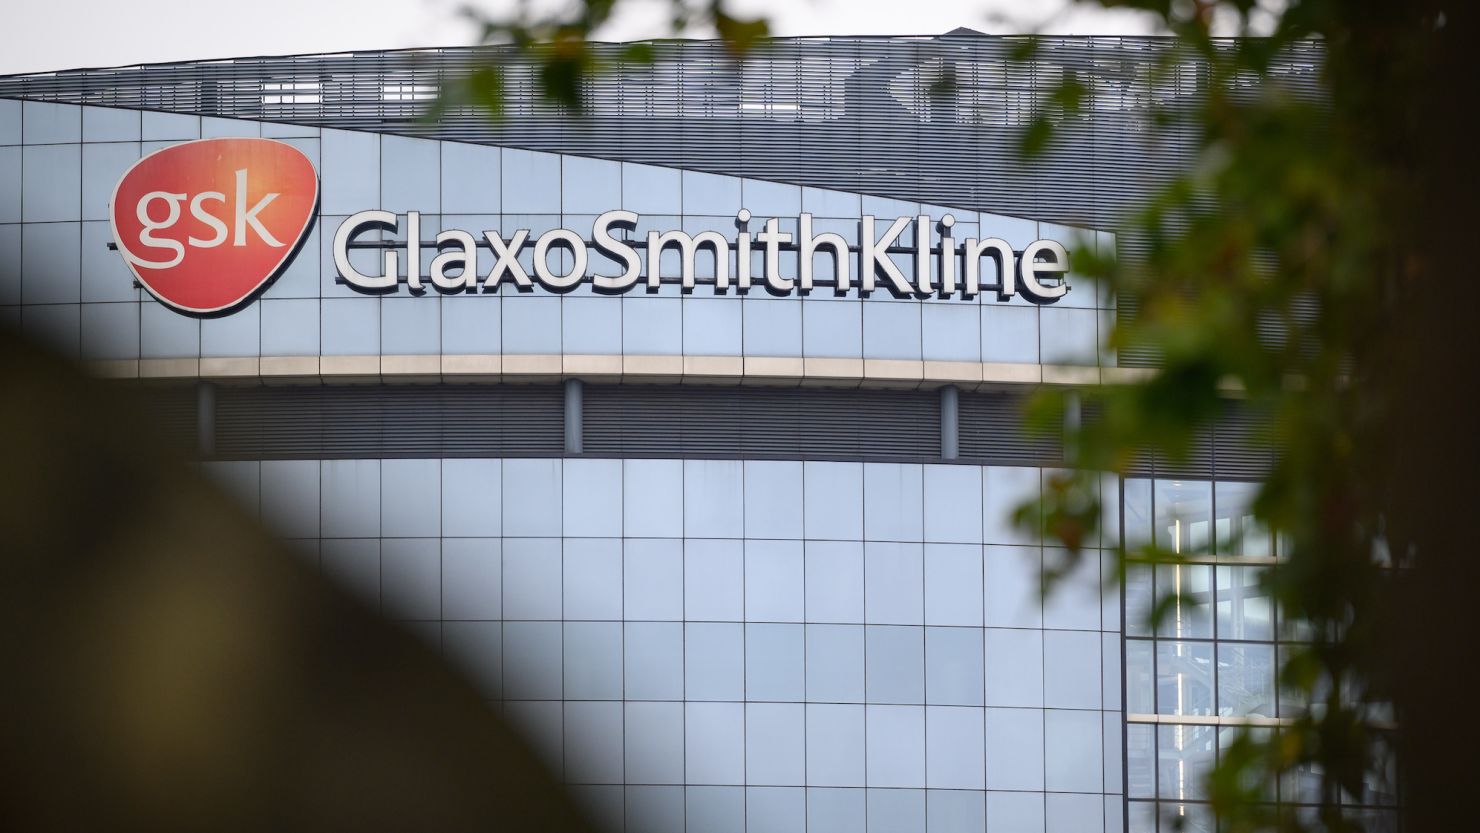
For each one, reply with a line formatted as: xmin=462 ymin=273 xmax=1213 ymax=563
xmin=1013 ymin=2 xmax=1468 ymax=832
xmin=430 ymin=0 xmax=768 ymax=118
xmin=0 ymin=331 xmax=598 ymax=832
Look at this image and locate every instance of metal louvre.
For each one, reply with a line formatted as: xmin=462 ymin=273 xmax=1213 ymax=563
xmin=120 ymin=381 xmax=1274 ymax=473
xmin=211 ymin=384 xmax=564 ymax=459
xmin=118 ymin=383 xmax=199 ymax=456
xmin=0 ymin=35 xmax=1322 ymax=262
xmin=582 ymin=384 xmax=940 ymax=461
xmin=957 ymin=389 xmax=1064 ymax=466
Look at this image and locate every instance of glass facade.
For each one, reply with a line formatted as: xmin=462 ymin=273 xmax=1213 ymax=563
xmin=200 ymin=457 xmax=1123 ymax=833
xmin=1122 ymin=477 xmax=1399 ymax=832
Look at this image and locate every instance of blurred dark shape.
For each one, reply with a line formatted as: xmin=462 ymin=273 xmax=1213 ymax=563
xmin=0 ymin=329 xmax=596 ymax=833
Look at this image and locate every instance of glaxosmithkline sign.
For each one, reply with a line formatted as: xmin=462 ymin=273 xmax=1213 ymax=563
xmin=113 ymin=138 xmax=1073 ymax=315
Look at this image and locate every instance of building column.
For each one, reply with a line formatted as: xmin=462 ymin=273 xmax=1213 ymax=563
xmin=564 ymin=378 xmax=584 ymax=454
xmin=940 ymin=384 xmax=959 ymax=461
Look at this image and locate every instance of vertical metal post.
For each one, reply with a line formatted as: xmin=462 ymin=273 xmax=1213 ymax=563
xmin=940 ymin=384 xmax=959 ymax=460
xmin=196 ymin=380 xmax=216 ymax=458
xmin=564 ymin=378 xmax=584 ymax=454
xmin=1064 ymin=390 xmax=1082 ymax=465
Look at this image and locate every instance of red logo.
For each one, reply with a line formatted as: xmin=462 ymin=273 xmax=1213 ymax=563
xmin=111 ymin=138 xmax=318 ymax=315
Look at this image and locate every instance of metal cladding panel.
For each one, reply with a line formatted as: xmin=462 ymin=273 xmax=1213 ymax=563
xmin=211 ymin=384 xmax=564 ymax=460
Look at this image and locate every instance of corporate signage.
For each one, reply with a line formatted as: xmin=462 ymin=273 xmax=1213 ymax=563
xmin=111 ymin=138 xmax=319 ymax=315
xmin=113 ymin=138 xmax=1072 ymax=316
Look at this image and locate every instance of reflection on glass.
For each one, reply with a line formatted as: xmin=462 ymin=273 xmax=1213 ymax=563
xmin=1220 ymin=726 xmax=1277 ymax=801
xmin=1154 ymin=479 xmax=1212 ymax=554
xmin=1217 ymin=643 xmax=1276 ymax=718
xmin=1127 ymin=639 xmax=1155 ymax=714
xmin=1128 ymin=723 xmax=1157 ymax=799
xmin=1155 ymin=563 xmax=1213 ymax=639
xmin=1157 ymin=723 xmax=1215 ymax=801
xmin=1156 ymin=640 xmax=1214 ymax=717
xmin=1125 ymin=477 xmax=1153 ymax=548
xmin=1215 ymin=481 xmax=1272 ymax=556
xmin=1162 ymin=802 xmax=1215 ymax=833
xmin=1216 ymin=565 xmax=1274 ymax=641
xmin=1127 ymin=800 xmax=1157 ymax=833
xmin=1280 ymin=753 xmax=1323 ymax=805
xmin=1126 ymin=562 xmax=1155 ymax=637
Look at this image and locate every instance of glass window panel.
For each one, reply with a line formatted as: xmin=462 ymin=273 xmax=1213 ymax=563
xmin=1279 ymin=751 xmax=1323 ymax=806
xmin=1154 ymin=563 xmax=1214 ymax=639
xmin=1127 ymin=800 xmax=1157 ymax=833
xmin=1124 ymin=478 xmax=1154 ymax=548
xmin=1217 ymin=642 xmax=1277 ymax=718
xmin=1127 ymin=724 xmax=1157 ymax=799
xmin=1126 ymin=562 xmax=1155 ymax=637
xmin=1156 ymin=723 xmax=1216 ymax=801
xmin=1160 ymin=802 xmax=1215 ymax=833
xmin=1216 ymin=565 xmax=1275 ymax=641
xmin=1218 ymin=726 xmax=1278 ymax=802
xmin=1154 ymin=479 xmax=1213 ymax=555
xmin=1156 ymin=641 xmax=1215 ymax=717
xmin=1127 ymin=639 xmax=1155 ymax=714
xmin=1215 ymin=481 xmax=1272 ymax=556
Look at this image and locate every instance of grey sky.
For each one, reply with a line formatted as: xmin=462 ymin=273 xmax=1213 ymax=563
xmin=2 ymin=0 xmax=1170 ymax=76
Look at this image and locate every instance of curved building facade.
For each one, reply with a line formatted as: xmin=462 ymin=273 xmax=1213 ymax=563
xmin=1 ymin=34 xmax=1361 ymax=833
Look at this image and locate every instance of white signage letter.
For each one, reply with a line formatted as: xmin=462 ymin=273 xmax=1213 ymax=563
xmin=962 ymin=237 xmax=1015 ymax=297
xmin=482 ymin=229 xmax=532 ymax=290
xmin=1020 ymin=240 xmax=1070 ymax=300
xmin=798 ymin=212 xmax=851 ymax=293
xmin=756 ymin=218 xmax=794 ymax=292
xmin=646 ymin=228 xmax=730 ymax=290
xmin=187 ymin=191 xmax=228 ymax=248
xmin=233 ymin=168 xmax=284 ymax=248
xmin=430 ymin=229 xmax=478 ymax=291
xmin=129 ymin=191 xmax=188 ymax=269
xmin=592 ymin=210 xmax=641 ymax=291
xmin=333 ymin=211 xmax=399 ymax=290
xmin=860 ymin=215 xmax=914 ymax=295
xmin=534 ymin=228 xmax=588 ymax=290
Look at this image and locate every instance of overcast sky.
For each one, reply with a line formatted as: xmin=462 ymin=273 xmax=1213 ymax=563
xmin=1 ymin=0 xmax=1178 ymax=75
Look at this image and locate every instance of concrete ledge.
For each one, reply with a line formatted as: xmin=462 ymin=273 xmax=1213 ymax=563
xmin=1041 ymin=364 xmax=1100 ymax=386
xmin=802 ymin=357 xmax=864 ymax=387
xmin=441 ymin=354 xmax=500 ymax=377
xmin=139 ymin=358 xmax=200 ymax=378
xmin=683 ymin=355 xmax=744 ymax=382
xmin=623 ymin=354 xmax=684 ymax=381
xmin=564 ymin=354 xmax=623 ymax=379
xmin=863 ymin=359 xmax=924 ymax=387
xmin=200 ymin=357 xmax=260 ymax=378
xmin=381 ymin=354 xmax=442 ymax=378
xmin=921 ymin=360 xmax=983 ymax=387
xmin=980 ymin=362 xmax=1042 ymax=385
xmin=1102 ymin=366 xmax=1156 ymax=385
xmin=743 ymin=356 xmax=804 ymax=386
xmin=501 ymin=354 xmax=562 ymax=377
xmin=85 ymin=359 xmax=140 ymax=379
xmin=259 ymin=356 xmax=320 ymax=378
xmin=318 ymin=355 xmax=380 ymax=377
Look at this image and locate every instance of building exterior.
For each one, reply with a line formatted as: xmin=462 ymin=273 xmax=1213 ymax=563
xmin=0 ymin=33 xmax=1386 ymax=833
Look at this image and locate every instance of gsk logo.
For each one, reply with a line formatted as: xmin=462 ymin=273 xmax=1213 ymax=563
xmin=111 ymin=138 xmax=319 ymax=315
